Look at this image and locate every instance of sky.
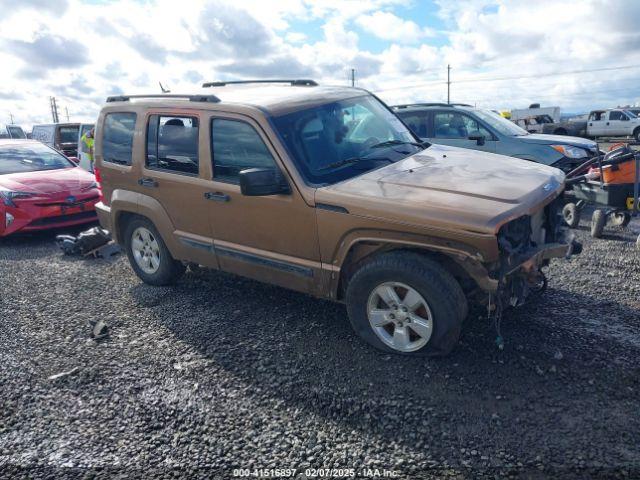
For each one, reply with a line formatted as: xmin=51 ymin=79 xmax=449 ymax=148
xmin=1 ymin=0 xmax=639 ymax=128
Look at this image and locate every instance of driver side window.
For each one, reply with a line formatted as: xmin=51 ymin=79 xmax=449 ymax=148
xmin=211 ymin=119 xmax=277 ymax=184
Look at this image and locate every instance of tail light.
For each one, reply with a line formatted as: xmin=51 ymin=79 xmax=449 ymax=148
xmin=94 ymin=167 xmax=103 ymax=203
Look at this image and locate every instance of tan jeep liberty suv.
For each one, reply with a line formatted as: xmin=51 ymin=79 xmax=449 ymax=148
xmin=94 ymin=79 xmax=580 ymax=356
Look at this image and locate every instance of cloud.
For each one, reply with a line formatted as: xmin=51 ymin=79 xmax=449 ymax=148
xmin=6 ymin=34 xmax=89 ymax=75
xmin=126 ymin=33 xmax=169 ymax=63
xmin=0 ymin=0 xmax=68 ymax=16
xmin=355 ymin=11 xmax=435 ymax=44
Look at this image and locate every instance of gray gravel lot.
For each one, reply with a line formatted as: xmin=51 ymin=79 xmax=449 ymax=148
xmin=1 ymin=216 xmax=639 ymax=479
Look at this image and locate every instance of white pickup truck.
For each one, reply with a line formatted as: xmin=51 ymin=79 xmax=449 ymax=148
xmin=587 ymin=109 xmax=640 ymax=140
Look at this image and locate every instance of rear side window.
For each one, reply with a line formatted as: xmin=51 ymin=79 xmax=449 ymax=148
xmin=609 ymin=111 xmax=623 ymax=121
xmin=211 ymin=119 xmax=277 ymax=183
xmin=146 ymin=115 xmax=199 ymax=175
xmin=103 ymin=113 xmax=136 ymax=165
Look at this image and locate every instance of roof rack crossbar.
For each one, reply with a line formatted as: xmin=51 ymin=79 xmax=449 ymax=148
xmin=393 ymin=102 xmax=460 ymax=109
xmin=106 ymin=94 xmax=221 ymax=103
xmin=202 ymin=79 xmax=318 ymax=88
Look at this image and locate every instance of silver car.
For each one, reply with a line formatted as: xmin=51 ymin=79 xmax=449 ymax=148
xmin=392 ymin=103 xmax=598 ymax=173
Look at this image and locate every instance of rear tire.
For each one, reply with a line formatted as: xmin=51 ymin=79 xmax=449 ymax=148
xmin=562 ymin=203 xmax=580 ymax=228
xmin=124 ymin=217 xmax=185 ymax=285
xmin=591 ymin=209 xmax=606 ymax=238
xmin=345 ymin=251 xmax=467 ymax=356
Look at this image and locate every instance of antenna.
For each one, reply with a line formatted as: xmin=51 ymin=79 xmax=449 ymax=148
xmin=65 ymin=107 xmax=70 ymax=122
xmin=159 ymin=82 xmax=170 ymax=93
xmin=351 ymin=68 xmax=355 ymax=87
xmin=9 ymin=112 xmax=14 ymax=124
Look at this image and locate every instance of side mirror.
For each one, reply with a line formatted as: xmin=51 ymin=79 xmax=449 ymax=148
xmin=468 ymin=131 xmax=485 ymax=146
xmin=239 ymin=168 xmax=290 ymax=196
xmin=68 ymin=156 xmax=80 ymax=164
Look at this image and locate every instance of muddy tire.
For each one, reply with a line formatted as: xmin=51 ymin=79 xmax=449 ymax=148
xmin=124 ymin=217 xmax=185 ymax=286
xmin=591 ymin=209 xmax=606 ymax=238
xmin=345 ymin=251 xmax=467 ymax=357
xmin=562 ymin=203 xmax=580 ymax=228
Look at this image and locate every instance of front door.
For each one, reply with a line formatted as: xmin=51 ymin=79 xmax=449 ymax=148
xmin=428 ymin=111 xmax=497 ymax=153
xmin=138 ymin=111 xmax=218 ymax=268
xmin=204 ymin=113 xmax=322 ymax=294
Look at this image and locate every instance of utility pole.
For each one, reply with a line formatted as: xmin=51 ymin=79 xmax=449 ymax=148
xmin=351 ymin=68 xmax=355 ymax=87
xmin=447 ymin=64 xmax=451 ymax=104
xmin=49 ymin=97 xmax=59 ymax=123
xmin=65 ymin=107 xmax=70 ymax=122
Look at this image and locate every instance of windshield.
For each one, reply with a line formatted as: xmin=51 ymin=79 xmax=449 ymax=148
xmin=272 ymin=95 xmax=423 ymax=185
xmin=7 ymin=126 xmax=26 ymax=139
xmin=0 ymin=143 xmax=74 ymax=174
xmin=471 ymin=109 xmax=529 ymax=136
xmin=624 ymin=110 xmax=638 ymax=118
xmin=58 ymin=126 xmax=79 ymax=143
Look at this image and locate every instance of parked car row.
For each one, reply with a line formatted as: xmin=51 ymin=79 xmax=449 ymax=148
xmin=503 ymin=104 xmax=640 ymax=141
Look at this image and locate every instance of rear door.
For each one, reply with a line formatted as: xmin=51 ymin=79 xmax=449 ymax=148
xmin=606 ymin=110 xmax=630 ymax=136
xmin=428 ymin=111 xmax=497 ymax=153
xmin=587 ymin=112 xmax=606 ymax=137
xmin=204 ymin=112 xmax=322 ymax=294
xmin=139 ymin=112 xmax=219 ymax=268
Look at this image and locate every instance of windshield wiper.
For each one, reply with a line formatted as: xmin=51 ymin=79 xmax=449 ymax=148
xmin=369 ymin=139 xmax=426 ymax=149
xmin=317 ymin=156 xmax=393 ymax=171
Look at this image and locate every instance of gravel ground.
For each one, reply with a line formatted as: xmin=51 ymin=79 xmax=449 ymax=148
xmin=1 ymin=216 xmax=639 ymax=479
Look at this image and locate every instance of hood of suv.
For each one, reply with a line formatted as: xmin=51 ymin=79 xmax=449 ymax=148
xmin=316 ymin=144 xmax=564 ymax=235
xmin=518 ymin=133 xmax=596 ymax=150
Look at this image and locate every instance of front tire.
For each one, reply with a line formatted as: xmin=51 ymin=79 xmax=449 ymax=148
xmin=345 ymin=252 xmax=467 ymax=356
xmin=124 ymin=217 xmax=185 ymax=285
xmin=634 ymin=128 xmax=640 ymax=142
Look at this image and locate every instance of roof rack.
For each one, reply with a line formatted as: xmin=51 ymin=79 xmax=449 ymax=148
xmin=392 ymin=102 xmax=472 ymax=109
xmin=202 ymin=79 xmax=318 ymax=88
xmin=106 ymin=94 xmax=221 ymax=103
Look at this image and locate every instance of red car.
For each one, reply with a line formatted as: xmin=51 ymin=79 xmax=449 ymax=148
xmin=0 ymin=139 xmax=99 ymax=237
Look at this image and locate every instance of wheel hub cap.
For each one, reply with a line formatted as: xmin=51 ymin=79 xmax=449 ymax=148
xmin=131 ymin=227 xmax=161 ymax=274
xmin=366 ymin=282 xmax=433 ymax=352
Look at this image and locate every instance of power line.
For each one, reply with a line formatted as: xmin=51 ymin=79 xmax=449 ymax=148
xmin=374 ymin=64 xmax=640 ymax=93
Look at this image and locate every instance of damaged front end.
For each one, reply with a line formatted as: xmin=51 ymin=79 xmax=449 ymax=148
xmin=484 ymin=197 xmax=581 ymax=343
xmin=496 ymin=198 xmax=580 ymax=304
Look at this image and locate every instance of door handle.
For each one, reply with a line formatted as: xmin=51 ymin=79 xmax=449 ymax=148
xmin=138 ymin=177 xmax=158 ymax=188
xmin=204 ymin=191 xmax=230 ymax=202
xmin=606 ymin=122 xmax=610 ymax=125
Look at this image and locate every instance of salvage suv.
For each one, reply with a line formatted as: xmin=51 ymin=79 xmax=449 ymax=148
xmin=94 ymin=80 xmax=579 ymax=356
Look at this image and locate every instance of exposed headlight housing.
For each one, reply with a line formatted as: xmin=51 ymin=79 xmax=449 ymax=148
xmin=551 ymin=145 xmax=588 ymax=159
xmin=5 ymin=211 xmax=14 ymax=227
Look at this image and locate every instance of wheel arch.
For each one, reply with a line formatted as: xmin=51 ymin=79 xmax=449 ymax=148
xmin=333 ymin=237 xmax=497 ymax=301
xmin=112 ymin=192 xmax=180 ymax=257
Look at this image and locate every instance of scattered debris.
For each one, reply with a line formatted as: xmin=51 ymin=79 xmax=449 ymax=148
xmin=48 ymin=367 xmax=80 ymax=381
xmin=56 ymin=227 xmax=121 ymax=260
xmin=88 ymin=319 xmax=109 ymax=340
